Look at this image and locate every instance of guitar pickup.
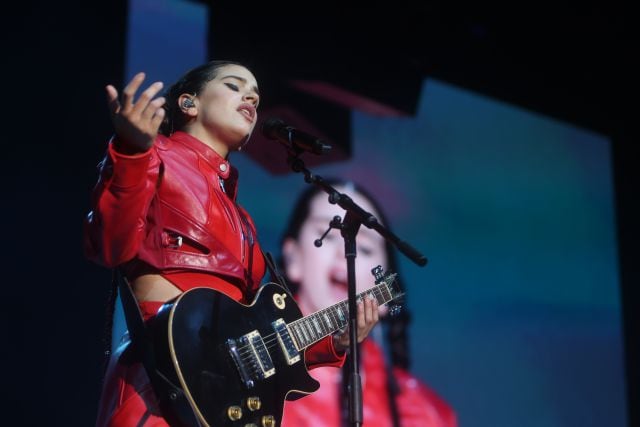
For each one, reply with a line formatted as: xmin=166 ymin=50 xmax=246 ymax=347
xmin=244 ymin=330 xmax=276 ymax=379
xmin=227 ymin=330 xmax=275 ymax=389
xmin=272 ymin=318 xmax=301 ymax=365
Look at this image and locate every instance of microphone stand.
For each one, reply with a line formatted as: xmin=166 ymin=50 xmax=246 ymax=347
xmin=285 ymin=151 xmax=427 ymax=427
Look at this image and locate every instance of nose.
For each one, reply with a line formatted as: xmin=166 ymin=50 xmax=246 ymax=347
xmin=243 ymin=90 xmax=259 ymax=106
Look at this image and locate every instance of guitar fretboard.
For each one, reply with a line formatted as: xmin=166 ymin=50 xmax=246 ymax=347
xmin=287 ymin=276 xmax=397 ymax=350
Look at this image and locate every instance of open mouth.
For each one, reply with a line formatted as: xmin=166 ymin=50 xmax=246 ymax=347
xmin=237 ymin=103 xmax=256 ymax=123
xmin=330 ymin=272 xmax=349 ymax=300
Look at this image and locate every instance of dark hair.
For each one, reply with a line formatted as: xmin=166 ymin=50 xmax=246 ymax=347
xmin=159 ymin=60 xmax=246 ymax=136
xmin=279 ymin=179 xmax=412 ymax=370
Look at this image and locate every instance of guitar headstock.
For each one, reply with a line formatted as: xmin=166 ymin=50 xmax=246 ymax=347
xmin=371 ymin=265 xmax=404 ymax=314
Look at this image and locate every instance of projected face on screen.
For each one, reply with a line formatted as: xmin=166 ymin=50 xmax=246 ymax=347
xmin=280 ymin=184 xmax=389 ymax=316
xmin=234 ymin=80 xmax=626 ymax=427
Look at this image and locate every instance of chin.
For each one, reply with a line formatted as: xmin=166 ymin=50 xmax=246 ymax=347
xmin=229 ymin=133 xmax=251 ymax=151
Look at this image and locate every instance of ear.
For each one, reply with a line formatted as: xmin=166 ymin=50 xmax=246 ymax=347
xmin=178 ymin=94 xmax=197 ymax=116
xmin=282 ymin=238 xmax=303 ymax=282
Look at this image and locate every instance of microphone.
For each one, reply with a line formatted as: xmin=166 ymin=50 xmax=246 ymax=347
xmin=261 ymin=117 xmax=332 ymax=155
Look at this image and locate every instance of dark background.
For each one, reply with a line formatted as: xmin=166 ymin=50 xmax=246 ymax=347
xmin=4 ymin=1 xmax=637 ymax=425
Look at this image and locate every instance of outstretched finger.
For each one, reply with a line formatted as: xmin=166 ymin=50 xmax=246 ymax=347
xmin=149 ymin=100 xmax=167 ymax=132
xmin=142 ymin=96 xmax=166 ymax=121
xmin=105 ymin=85 xmax=120 ymax=117
xmin=121 ymin=72 xmax=147 ymax=111
xmin=133 ymin=81 xmax=164 ymax=116
xmin=150 ymin=108 xmax=166 ymax=133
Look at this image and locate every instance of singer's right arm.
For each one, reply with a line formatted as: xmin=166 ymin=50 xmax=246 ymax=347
xmin=83 ymin=139 xmax=161 ymax=267
xmin=85 ymin=73 xmax=166 ymax=267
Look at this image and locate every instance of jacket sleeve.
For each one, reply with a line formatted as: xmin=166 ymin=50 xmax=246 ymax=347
xmin=304 ymin=336 xmax=347 ymax=369
xmin=83 ymin=139 xmax=161 ymax=267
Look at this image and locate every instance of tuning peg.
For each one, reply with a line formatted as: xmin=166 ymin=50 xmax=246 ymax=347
xmin=371 ymin=265 xmax=384 ymax=281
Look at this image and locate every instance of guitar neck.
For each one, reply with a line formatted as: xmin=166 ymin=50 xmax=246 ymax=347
xmin=287 ymin=275 xmax=398 ymax=350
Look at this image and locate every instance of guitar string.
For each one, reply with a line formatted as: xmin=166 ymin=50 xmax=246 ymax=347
xmin=235 ymin=285 xmax=391 ymax=356
xmin=236 ymin=285 xmax=389 ymax=353
xmin=226 ymin=281 xmax=395 ymax=378
xmin=233 ymin=285 xmax=393 ymax=361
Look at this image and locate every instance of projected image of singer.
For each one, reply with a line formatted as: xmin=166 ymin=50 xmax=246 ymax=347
xmin=279 ymin=179 xmax=458 ymax=427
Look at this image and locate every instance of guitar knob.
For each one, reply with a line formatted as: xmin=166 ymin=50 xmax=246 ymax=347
xmin=261 ymin=415 xmax=276 ymax=427
xmin=246 ymin=396 xmax=262 ymax=411
xmin=227 ymin=405 xmax=243 ymax=421
xmin=244 ymin=424 xmax=258 ymax=427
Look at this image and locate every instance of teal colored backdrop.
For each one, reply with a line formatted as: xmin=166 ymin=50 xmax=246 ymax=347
xmin=232 ymin=79 xmax=625 ymax=427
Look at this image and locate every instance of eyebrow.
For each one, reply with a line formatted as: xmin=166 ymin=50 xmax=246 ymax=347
xmin=221 ymin=75 xmax=260 ymax=96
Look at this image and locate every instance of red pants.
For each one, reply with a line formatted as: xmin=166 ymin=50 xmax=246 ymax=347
xmin=95 ymin=335 xmax=169 ymax=427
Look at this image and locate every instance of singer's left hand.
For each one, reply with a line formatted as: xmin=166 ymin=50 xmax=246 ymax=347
xmin=332 ymin=296 xmax=379 ymax=353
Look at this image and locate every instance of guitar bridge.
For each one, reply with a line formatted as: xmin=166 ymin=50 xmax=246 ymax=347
xmin=227 ymin=330 xmax=275 ymax=389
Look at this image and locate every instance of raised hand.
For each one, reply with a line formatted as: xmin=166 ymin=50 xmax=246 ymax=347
xmin=106 ymin=72 xmax=166 ymax=154
xmin=332 ymin=296 xmax=380 ymax=353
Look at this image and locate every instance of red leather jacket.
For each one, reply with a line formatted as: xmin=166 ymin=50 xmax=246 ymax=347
xmin=282 ymin=338 xmax=458 ymax=427
xmin=84 ymin=131 xmax=264 ymax=298
xmin=85 ymin=132 xmax=345 ymax=426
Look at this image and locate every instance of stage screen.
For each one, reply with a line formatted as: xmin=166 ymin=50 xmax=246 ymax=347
xmin=234 ymin=80 xmax=625 ymax=427
xmin=120 ymin=1 xmax=627 ymax=425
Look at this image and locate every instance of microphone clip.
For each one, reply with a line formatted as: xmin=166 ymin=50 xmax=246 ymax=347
xmin=314 ymin=215 xmax=343 ymax=247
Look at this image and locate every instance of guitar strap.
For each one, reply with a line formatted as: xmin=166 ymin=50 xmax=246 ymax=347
xmin=113 ymin=268 xmax=202 ymax=427
xmin=262 ymin=250 xmax=291 ymax=294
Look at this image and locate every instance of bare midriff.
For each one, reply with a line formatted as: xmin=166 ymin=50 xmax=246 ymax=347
xmin=131 ymin=274 xmax=182 ymax=303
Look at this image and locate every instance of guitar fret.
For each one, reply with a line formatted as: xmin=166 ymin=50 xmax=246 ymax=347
xmin=287 ymin=324 xmax=302 ymax=350
xmin=297 ymin=323 xmax=308 ymax=347
xmin=371 ymin=288 xmax=380 ymax=304
xmin=337 ymin=305 xmax=345 ymax=327
xmin=322 ymin=311 xmax=333 ymax=330
xmin=303 ymin=321 xmax=315 ymax=342
xmin=380 ymin=284 xmax=392 ymax=303
xmin=303 ymin=318 xmax=315 ymax=343
xmin=312 ymin=316 xmax=322 ymax=336
xmin=329 ymin=308 xmax=340 ymax=329
xmin=285 ymin=272 xmax=398 ymax=352
xmin=290 ymin=322 xmax=302 ymax=347
xmin=317 ymin=313 xmax=326 ymax=335
xmin=327 ymin=308 xmax=337 ymax=331
xmin=298 ymin=322 xmax=310 ymax=345
xmin=336 ymin=304 xmax=346 ymax=324
xmin=322 ymin=310 xmax=332 ymax=333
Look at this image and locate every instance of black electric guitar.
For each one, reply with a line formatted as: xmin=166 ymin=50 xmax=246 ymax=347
xmin=151 ymin=266 xmax=402 ymax=426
